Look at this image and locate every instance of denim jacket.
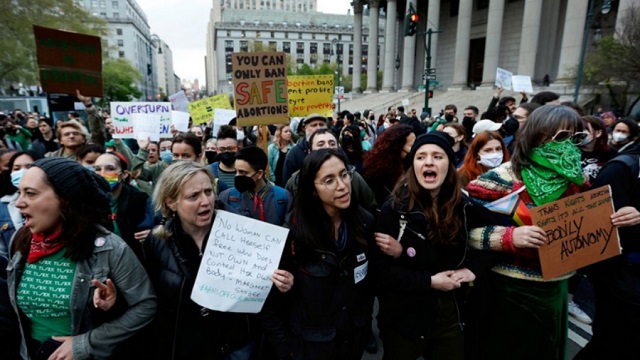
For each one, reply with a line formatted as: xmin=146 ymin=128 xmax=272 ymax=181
xmin=7 ymin=231 xmax=157 ymax=359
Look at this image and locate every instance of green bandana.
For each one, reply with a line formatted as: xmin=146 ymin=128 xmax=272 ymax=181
xmin=521 ymin=140 xmax=584 ymax=205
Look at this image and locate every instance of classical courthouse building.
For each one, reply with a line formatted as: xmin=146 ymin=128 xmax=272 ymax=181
xmin=207 ymin=0 xmax=635 ymax=95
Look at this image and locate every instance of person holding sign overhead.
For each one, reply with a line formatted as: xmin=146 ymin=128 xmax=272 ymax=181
xmin=142 ymin=161 xmax=293 ymax=359
xmin=261 ymin=148 xmax=377 ymax=360
xmin=466 ymin=105 xmax=590 ymax=359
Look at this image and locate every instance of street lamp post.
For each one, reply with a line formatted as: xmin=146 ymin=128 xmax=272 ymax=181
xmin=574 ymin=0 xmax=612 ymax=104
xmin=332 ymin=38 xmax=342 ymax=113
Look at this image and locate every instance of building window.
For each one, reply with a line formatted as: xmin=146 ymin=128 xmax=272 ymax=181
xmin=227 ymin=30 xmax=231 ymax=37
xmin=323 ymin=43 xmax=331 ymax=55
xmin=241 ymin=30 xmax=246 ymax=37
xmin=270 ymin=31 xmax=274 ymax=38
xmin=100 ymin=12 xmax=106 ymax=17
xmin=112 ymin=1 xmax=118 ymax=7
xmin=240 ymin=40 xmax=248 ymax=52
xmin=310 ymin=42 xmax=317 ymax=54
xmin=285 ymin=32 xmax=289 ymax=39
xmin=99 ymin=0 xmax=106 ymax=7
xmin=113 ymin=12 xmax=119 ymax=18
xmin=296 ymin=42 xmax=304 ymax=54
xmin=268 ymin=41 xmax=277 ymax=51
xmin=91 ymin=0 xmax=98 ymax=7
xmin=325 ymin=33 xmax=329 ymax=40
xmin=225 ymin=40 xmax=234 ymax=52
xmin=323 ymin=54 xmax=331 ymax=63
xmin=119 ymin=51 xmax=125 ymax=58
xmin=117 ymin=39 xmax=124 ymax=46
xmin=116 ymin=28 xmax=123 ymax=35
xmin=310 ymin=54 xmax=318 ymax=64
xmin=338 ymin=34 xmax=342 ymax=41
xmin=298 ymin=32 xmax=302 ymax=39
xmin=296 ymin=53 xmax=304 ymax=64
xmin=312 ymin=33 xmax=316 ymax=40
xmin=256 ymin=31 xmax=261 ymax=38
xmin=349 ymin=44 xmax=353 ymax=55
xmin=283 ymin=42 xmax=291 ymax=53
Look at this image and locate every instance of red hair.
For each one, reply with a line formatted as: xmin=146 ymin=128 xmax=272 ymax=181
xmin=364 ymin=125 xmax=413 ymax=185
xmin=458 ymin=131 xmax=509 ymax=183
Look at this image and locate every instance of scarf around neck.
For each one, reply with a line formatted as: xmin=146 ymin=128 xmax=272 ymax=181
xmin=28 ymin=229 xmax=64 ymax=263
xmin=521 ymin=140 xmax=584 ymax=206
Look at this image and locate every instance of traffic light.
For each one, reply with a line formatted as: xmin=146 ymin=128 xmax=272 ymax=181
xmin=404 ymin=8 xmax=418 ymax=37
xmin=428 ymin=90 xmax=433 ymax=99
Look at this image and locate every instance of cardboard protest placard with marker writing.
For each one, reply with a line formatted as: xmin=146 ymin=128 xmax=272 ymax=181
xmin=110 ymin=102 xmax=171 ymax=139
xmin=287 ymin=75 xmax=333 ymax=117
xmin=191 ymin=210 xmax=289 ymax=313
xmin=188 ymin=94 xmax=233 ymax=125
xmin=232 ymin=52 xmax=289 ymax=126
xmin=532 ymin=185 xmax=621 ymax=280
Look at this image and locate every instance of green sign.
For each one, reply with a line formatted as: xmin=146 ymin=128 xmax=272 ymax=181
xmin=429 ymin=80 xmax=440 ymax=86
xmin=417 ymin=85 xmax=426 ymax=90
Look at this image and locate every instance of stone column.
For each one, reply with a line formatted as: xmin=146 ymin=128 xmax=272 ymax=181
xmin=480 ymin=0 xmax=505 ymax=86
xmin=400 ymin=0 xmax=417 ymax=92
xmin=381 ymin=0 xmax=397 ymax=92
xmin=449 ymin=0 xmax=473 ymax=89
xmin=616 ymin=0 xmax=634 ymax=37
xmin=428 ymin=0 xmax=441 ymax=70
xmin=352 ymin=1 xmax=364 ymax=93
xmin=556 ymin=0 xmax=589 ymax=82
xmin=517 ymin=0 xmax=544 ymax=76
xmin=367 ymin=0 xmax=380 ymax=92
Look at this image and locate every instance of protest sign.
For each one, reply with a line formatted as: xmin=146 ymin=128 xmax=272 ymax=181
xmin=512 ymin=75 xmax=534 ymax=93
xmin=169 ymin=90 xmax=189 ymax=112
xmin=188 ymin=94 xmax=232 ymax=125
xmin=495 ymin=68 xmax=513 ymax=90
xmin=33 ymin=25 xmax=102 ymax=97
xmin=110 ymin=102 xmax=171 ymax=139
xmin=213 ymin=109 xmax=237 ymax=138
xmin=132 ymin=114 xmax=161 ymax=141
xmin=402 ymin=98 xmax=410 ymax=106
xmin=232 ymin=52 xmax=289 ymax=126
xmin=532 ymin=185 xmax=621 ymax=280
xmin=191 ymin=210 xmax=289 ymax=313
xmin=171 ymin=111 xmax=190 ymax=133
xmin=287 ymin=75 xmax=333 ymax=117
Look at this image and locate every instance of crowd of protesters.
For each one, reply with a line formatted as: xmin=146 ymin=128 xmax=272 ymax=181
xmin=0 ymin=88 xmax=639 ymax=360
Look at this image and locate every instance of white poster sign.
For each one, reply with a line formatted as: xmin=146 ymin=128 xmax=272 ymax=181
xmin=169 ymin=90 xmax=189 ymax=112
xmin=191 ymin=210 xmax=289 ymax=313
xmin=213 ymin=109 xmax=237 ymax=139
xmin=495 ymin=67 xmax=513 ymax=90
xmin=511 ymin=75 xmax=534 ymax=94
xmin=110 ymin=102 xmax=171 ymax=139
xmin=132 ymin=114 xmax=161 ymax=141
xmin=171 ymin=111 xmax=190 ymax=133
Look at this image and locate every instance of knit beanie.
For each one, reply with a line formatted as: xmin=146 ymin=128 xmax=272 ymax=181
xmin=406 ymin=131 xmax=455 ymax=169
xmin=31 ymin=157 xmax=111 ymax=209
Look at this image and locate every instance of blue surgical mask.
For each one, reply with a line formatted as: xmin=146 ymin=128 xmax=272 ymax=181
xmin=10 ymin=169 xmax=26 ymax=188
xmin=83 ymin=164 xmax=96 ymax=172
xmin=160 ymin=150 xmax=173 ymax=163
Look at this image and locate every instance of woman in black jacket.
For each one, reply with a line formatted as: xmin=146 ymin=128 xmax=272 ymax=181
xmin=142 ymin=161 xmax=292 ymax=360
xmin=261 ymin=149 xmax=377 ymax=360
xmin=373 ymin=132 xmax=494 ymax=360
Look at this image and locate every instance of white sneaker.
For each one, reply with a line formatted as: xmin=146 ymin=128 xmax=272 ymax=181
xmin=568 ymin=301 xmax=592 ymax=324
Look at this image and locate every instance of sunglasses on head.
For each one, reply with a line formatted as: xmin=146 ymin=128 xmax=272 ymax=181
xmin=551 ymin=130 xmax=589 ymax=145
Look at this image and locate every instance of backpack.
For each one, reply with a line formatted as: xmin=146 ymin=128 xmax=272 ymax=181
xmin=227 ymin=185 xmax=288 ymax=224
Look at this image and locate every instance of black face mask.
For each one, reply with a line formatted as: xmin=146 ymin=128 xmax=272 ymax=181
xmin=444 ymin=114 xmax=454 ymax=122
xmin=205 ymin=151 xmax=218 ymax=164
xmin=369 ymin=115 xmax=375 ymax=121
xmin=234 ymin=175 xmax=256 ymax=193
xmin=219 ymin=152 xmax=236 ymax=167
xmin=462 ymin=116 xmax=473 ymax=124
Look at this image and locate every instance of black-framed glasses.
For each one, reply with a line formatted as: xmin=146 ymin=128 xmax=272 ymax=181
xmin=315 ymin=170 xmax=354 ymax=190
xmin=551 ymin=130 xmax=589 ymax=145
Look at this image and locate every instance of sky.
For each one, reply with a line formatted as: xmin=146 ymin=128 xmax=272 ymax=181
xmin=135 ymin=0 xmax=353 ymax=89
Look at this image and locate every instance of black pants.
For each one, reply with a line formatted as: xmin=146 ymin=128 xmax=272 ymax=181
xmin=575 ymin=258 xmax=640 ymax=359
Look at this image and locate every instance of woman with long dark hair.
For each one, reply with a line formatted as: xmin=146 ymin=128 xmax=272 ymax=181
xmin=340 ymin=125 xmax=365 ymax=174
xmin=262 ymin=148 xmax=377 ymax=360
xmin=373 ymin=132 xmax=495 ymax=360
xmin=466 ymin=105 xmax=590 ymax=359
xmin=363 ymin=124 xmax=415 ymax=209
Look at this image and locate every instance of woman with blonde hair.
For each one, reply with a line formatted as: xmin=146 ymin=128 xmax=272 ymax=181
xmin=268 ymin=124 xmax=295 ymax=187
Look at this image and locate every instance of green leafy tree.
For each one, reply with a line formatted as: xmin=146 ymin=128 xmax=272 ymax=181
xmin=0 ymin=0 xmax=106 ymax=90
xmin=101 ymin=58 xmax=142 ymax=105
xmin=583 ymin=5 xmax=640 ymax=115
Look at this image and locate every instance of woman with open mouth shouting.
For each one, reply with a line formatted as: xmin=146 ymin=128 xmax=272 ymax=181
xmin=373 ymin=131 xmax=496 ymax=360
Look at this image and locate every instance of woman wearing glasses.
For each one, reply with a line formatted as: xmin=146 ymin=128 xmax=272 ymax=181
xmin=262 ymin=148 xmax=377 ymax=360
xmin=373 ymin=132 xmax=496 ymax=360
xmin=466 ymin=105 xmax=590 ymax=359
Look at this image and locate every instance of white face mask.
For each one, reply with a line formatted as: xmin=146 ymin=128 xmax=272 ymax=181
xmin=478 ymin=152 xmax=503 ymax=168
xmin=612 ymin=132 xmax=628 ymax=142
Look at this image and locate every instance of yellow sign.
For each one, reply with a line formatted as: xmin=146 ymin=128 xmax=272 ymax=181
xmin=287 ymin=75 xmax=334 ymax=117
xmin=188 ymin=94 xmax=233 ymax=125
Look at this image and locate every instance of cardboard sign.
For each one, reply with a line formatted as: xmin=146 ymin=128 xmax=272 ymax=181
xmin=110 ymin=102 xmax=171 ymax=139
xmin=33 ymin=25 xmax=102 ymax=97
xmin=171 ymin=111 xmax=190 ymax=133
xmin=188 ymin=94 xmax=233 ymax=125
xmin=532 ymin=186 xmax=621 ymax=280
xmin=191 ymin=210 xmax=289 ymax=313
xmin=169 ymin=90 xmax=189 ymax=112
xmin=512 ymin=75 xmax=534 ymax=93
xmin=287 ymin=75 xmax=333 ymax=117
xmin=495 ymin=67 xmax=513 ymax=90
xmin=213 ymin=109 xmax=237 ymax=138
xmin=232 ymin=52 xmax=289 ymax=126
